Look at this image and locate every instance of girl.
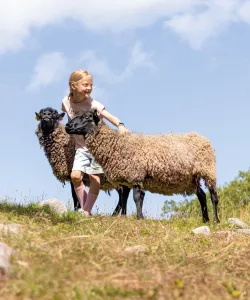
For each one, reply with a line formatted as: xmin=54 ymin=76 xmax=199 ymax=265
xmin=62 ymin=69 xmax=129 ymax=216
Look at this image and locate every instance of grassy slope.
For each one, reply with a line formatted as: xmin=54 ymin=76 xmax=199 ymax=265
xmin=0 ymin=202 xmax=249 ymax=300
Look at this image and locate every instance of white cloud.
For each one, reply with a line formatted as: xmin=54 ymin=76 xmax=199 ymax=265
xmin=26 ymin=52 xmax=67 ymax=91
xmin=80 ymin=41 xmax=154 ymax=84
xmin=119 ymin=41 xmax=155 ymax=81
xmin=26 ymin=41 xmax=152 ymax=94
xmin=0 ymin=0 xmax=198 ymax=55
xmin=164 ymin=0 xmax=249 ymax=49
xmin=0 ymin=1 xmax=250 ymax=53
xmin=80 ymin=51 xmax=116 ymax=84
xmin=237 ymin=1 xmax=250 ymax=24
xmin=165 ymin=8 xmax=228 ymax=50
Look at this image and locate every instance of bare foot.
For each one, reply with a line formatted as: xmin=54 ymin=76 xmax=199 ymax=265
xmin=78 ymin=208 xmax=92 ymax=217
xmin=83 ymin=211 xmax=92 ymax=217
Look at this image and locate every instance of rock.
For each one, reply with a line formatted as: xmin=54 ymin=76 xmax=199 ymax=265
xmin=228 ymin=218 xmax=249 ymax=229
xmin=38 ymin=198 xmax=68 ymax=216
xmin=192 ymin=226 xmax=211 ymax=236
xmin=0 ymin=223 xmax=22 ymax=236
xmin=0 ymin=242 xmax=13 ymax=279
xmin=124 ymin=245 xmax=148 ymax=256
xmin=237 ymin=229 xmax=250 ymax=235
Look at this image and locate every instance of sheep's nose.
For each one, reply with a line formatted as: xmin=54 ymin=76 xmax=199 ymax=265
xmin=42 ymin=117 xmax=52 ymax=122
xmin=65 ymin=123 xmax=72 ymax=132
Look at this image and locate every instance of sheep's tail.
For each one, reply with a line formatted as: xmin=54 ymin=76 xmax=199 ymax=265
xmin=194 ymin=136 xmax=217 ymax=190
xmin=204 ymin=172 xmax=217 ymax=190
xmin=196 ymin=151 xmax=220 ymax=223
xmin=201 ymin=154 xmax=217 ymax=191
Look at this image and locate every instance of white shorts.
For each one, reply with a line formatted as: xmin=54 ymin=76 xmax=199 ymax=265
xmin=72 ymin=149 xmax=104 ymax=175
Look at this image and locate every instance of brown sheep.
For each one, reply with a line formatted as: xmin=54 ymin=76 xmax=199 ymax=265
xmin=65 ymin=109 xmax=220 ymax=223
xmin=35 ymin=107 xmax=144 ymax=215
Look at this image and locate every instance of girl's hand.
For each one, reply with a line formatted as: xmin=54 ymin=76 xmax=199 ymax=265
xmin=118 ymin=125 xmax=130 ymax=134
xmin=100 ymin=109 xmax=130 ymax=134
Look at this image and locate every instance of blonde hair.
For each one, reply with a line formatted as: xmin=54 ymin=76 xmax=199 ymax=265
xmin=68 ymin=69 xmax=92 ymax=98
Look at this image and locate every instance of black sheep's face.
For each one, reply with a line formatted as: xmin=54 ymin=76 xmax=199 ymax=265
xmin=65 ymin=109 xmax=100 ymax=137
xmin=35 ymin=107 xmax=65 ymax=134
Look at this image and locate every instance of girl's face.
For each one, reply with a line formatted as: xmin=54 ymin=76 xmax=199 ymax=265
xmin=73 ymin=75 xmax=93 ymax=99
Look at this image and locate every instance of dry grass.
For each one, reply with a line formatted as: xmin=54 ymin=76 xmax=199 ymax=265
xmin=0 ymin=201 xmax=249 ymax=300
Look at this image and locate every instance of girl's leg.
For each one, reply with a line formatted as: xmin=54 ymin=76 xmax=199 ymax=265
xmin=83 ymin=174 xmax=101 ymax=216
xmin=71 ymin=170 xmax=88 ymax=209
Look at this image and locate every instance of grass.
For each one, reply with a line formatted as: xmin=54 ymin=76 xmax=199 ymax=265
xmin=0 ymin=201 xmax=249 ymax=300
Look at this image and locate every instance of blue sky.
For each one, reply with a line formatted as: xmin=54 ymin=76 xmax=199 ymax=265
xmin=1 ymin=0 xmax=250 ymax=218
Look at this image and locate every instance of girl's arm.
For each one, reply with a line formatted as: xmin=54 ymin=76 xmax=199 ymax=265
xmin=62 ymin=103 xmax=71 ymax=122
xmin=62 ymin=103 xmax=66 ymax=112
xmin=101 ymin=109 xmax=129 ymax=134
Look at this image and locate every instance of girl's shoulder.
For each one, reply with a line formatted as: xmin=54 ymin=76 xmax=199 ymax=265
xmin=62 ymin=95 xmax=70 ymax=106
xmin=89 ymin=97 xmax=103 ymax=106
xmin=90 ymin=97 xmax=105 ymax=111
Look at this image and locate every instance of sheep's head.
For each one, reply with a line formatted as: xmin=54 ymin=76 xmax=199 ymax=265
xmin=65 ymin=109 xmax=100 ymax=137
xmin=35 ymin=107 xmax=65 ymax=135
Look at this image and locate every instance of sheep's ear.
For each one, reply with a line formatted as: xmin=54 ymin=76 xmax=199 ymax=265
xmin=93 ymin=109 xmax=100 ymax=124
xmin=35 ymin=112 xmax=40 ymax=121
xmin=58 ymin=112 xmax=65 ymax=121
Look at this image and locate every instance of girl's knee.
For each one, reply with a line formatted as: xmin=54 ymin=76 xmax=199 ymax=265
xmin=71 ymin=171 xmax=82 ymax=183
xmin=89 ymin=174 xmax=100 ymax=181
xmin=89 ymin=174 xmax=101 ymax=187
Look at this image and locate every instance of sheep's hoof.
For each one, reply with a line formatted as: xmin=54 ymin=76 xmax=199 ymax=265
xmin=112 ymin=212 xmax=119 ymax=217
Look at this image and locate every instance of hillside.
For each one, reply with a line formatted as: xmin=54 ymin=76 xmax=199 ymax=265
xmin=0 ymin=200 xmax=249 ymax=300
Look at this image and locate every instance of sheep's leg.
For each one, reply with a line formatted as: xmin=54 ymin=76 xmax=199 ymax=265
xmin=112 ymin=186 xmax=131 ymax=216
xmin=121 ymin=186 xmax=130 ymax=215
xmin=195 ymin=181 xmax=209 ymax=222
xmin=133 ymin=185 xmax=145 ymax=219
xmin=70 ymin=181 xmax=81 ymax=211
xmin=209 ymin=187 xmax=220 ymax=223
xmin=112 ymin=188 xmax=122 ymax=216
xmin=140 ymin=190 xmax=145 ymax=217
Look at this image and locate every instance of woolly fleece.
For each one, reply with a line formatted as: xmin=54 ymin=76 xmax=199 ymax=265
xmin=83 ymin=122 xmax=217 ymax=196
xmin=35 ymin=123 xmax=115 ymax=191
